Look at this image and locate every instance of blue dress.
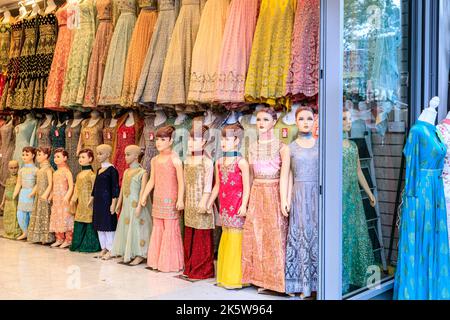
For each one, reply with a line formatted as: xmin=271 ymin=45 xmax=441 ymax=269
xmin=394 ymin=121 xmax=450 ymax=300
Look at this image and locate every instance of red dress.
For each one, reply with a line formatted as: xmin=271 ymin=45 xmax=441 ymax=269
xmin=113 ymin=123 xmax=136 ymax=186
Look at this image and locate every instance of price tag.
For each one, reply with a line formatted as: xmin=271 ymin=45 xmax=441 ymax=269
xmin=107 ymin=132 xmax=111 ymax=140
xmin=68 ymin=130 xmax=72 ymax=138
xmin=38 ymin=132 xmax=42 ymax=139
xmin=123 ymin=131 xmax=127 ymax=139
xmin=54 ymin=130 xmax=59 ymax=137
xmin=85 ymin=132 xmax=90 ymax=139
xmin=149 ymin=131 xmax=154 ymax=141
xmin=282 ymin=128 xmax=288 ymax=139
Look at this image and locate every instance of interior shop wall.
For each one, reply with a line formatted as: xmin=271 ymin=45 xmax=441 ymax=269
xmin=438 ymin=0 xmax=450 ymax=118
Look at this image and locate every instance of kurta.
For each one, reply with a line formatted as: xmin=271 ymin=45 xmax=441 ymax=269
xmin=49 ymin=168 xmax=73 ymax=233
xmin=2 ymin=174 xmax=21 ymax=239
xmin=12 ymin=118 xmax=37 ymax=167
xmin=17 ymin=163 xmax=38 ymax=213
xmin=102 ymin=118 xmax=117 ymax=148
xmin=139 ymin=116 xmax=159 ymax=173
xmin=79 ymin=119 xmax=104 ymax=171
xmin=111 ymin=164 xmax=152 ymax=262
xmin=0 ymin=121 xmax=15 ymax=202
xmin=65 ymin=120 xmax=82 ymax=179
xmin=92 ymin=165 xmax=119 ymax=231
xmin=36 ymin=122 xmax=52 ymax=149
xmin=27 ymin=162 xmax=55 ymax=244
xmin=394 ymin=121 xmax=450 ymax=300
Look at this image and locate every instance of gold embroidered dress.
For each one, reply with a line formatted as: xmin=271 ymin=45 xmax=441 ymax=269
xmin=2 ymin=174 xmax=21 ymax=239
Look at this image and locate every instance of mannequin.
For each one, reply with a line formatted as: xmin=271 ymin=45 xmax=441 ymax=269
xmin=203 ymin=109 xmax=216 ymax=127
xmin=2 ymin=10 xmax=12 ymax=24
xmin=141 ymin=126 xmax=185 ymax=272
xmin=103 ymin=116 xmax=118 ymax=148
xmin=36 ymin=114 xmax=53 ymax=150
xmin=50 ymin=114 xmax=67 ymax=170
xmin=241 ymin=107 xmax=290 ymax=294
xmin=207 ymin=124 xmax=250 ymax=289
xmin=13 ymin=147 xmax=38 ymax=240
xmin=285 ymin=107 xmax=318 ymax=299
xmin=111 ymin=145 xmax=151 ymax=266
xmin=45 ymin=0 xmax=57 ymax=14
xmin=283 ymin=103 xmax=300 ymax=125
xmin=1 ymin=160 xmax=21 ymax=239
xmin=78 ymin=110 xmax=104 ymax=171
xmin=224 ymin=110 xmax=242 ymax=125
xmin=172 ymin=110 xmax=192 ymax=160
xmin=30 ymin=0 xmax=42 ymax=18
xmin=65 ymin=111 xmax=83 ymax=179
xmin=342 ymin=109 xmax=376 ymax=293
xmin=139 ymin=113 xmax=159 ymax=172
xmin=91 ymin=144 xmax=119 ymax=260
xmin=27 ymin=147 xmax=55 ymax=244
xmin=154 ymin=109 xmax=167 ymax=127
xmin=71 ymin=111 xmax=84 ymax=128
xmin=182 ymin=125 xmax=215 ymax=280
xmin=250 ymin=105 xmax=266 ymax=124
xmin=70 ymin=149 xmax=101 ymax=253
xmin=174 ymin=110 xmax=187 ymax=126
xmin=418 ymin=96 xmax=439 ymax=125
xmin=125 ymin=111 xmax=135 ymax=126
xmin=49 ymin=148 xmax=74 ymax=248
xmin=18 ymin=3 xmax=28 ymax=21
xmin=40 ymin=114 xmax=53 ymax=129
xmin=275 ymin=105 xmax=299 ymax=145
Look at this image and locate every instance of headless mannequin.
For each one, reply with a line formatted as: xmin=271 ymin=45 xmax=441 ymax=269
xmin=225 ymin=111 xmax=240 ymax=125
xmin=40 ymin=114 xmax=53 ymax=128
xmin=45 ymin=0 xmax=57 ymax=14
xmin=87 ymin=110 xmax=101 ymax=127
xmin=29 ymin=1 xmax=42 ymax=18
xmin=115 ymin=145 xmax=148 ymax=266
xmin=2 ymin=10 xmax=12 ymax=24
xmin=174 ymin=111 xmax=187 ymax=126
xmin=71 ymin=111 xmax=83 ymax=128
xmin=343 ymin=111 xmax=376 ymax=207
xmin=154 ymin=110 xmax=167 ymax=127
xmin=283 ymin=104 xmax=300 ymax=125
xmin=203 ymin=110 xmax=216 ymax=127
xmin=419 ymin=96 xmax=439 ymax=125
xmin=18 ymin=4 xmax=28 ymax=21
xmin=125 ymin=111 xmax=135 ymax=127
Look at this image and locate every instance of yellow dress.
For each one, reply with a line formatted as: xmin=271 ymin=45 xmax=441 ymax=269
xmin=244 ymin=0 xmax=296 ymax=108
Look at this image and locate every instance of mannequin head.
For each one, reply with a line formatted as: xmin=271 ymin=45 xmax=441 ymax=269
xmin=22 ymin=147 xmax=36 ymax=164
xmin=36 ymin=147 xmax=51 ymax=164
xmin=256 ymin=107 xmax=277 ymax=136
xmin=90 ymin=110 xmax=100 ymax=119
xmin=96 ymin=144 xmax=112 ymax=163
xmin=221 ymin=124 xmax=243 ymax=152
xmin=73 ymin=111 xmax=83 ymax=119
xmin=188 ymin=124 xmax=208 ymax=153
xmin=295 ymin=107 xmax=315 ymax=134
xmin=54 ymin=148 xmax=68 ymax=167
xmin=78 ymin=149 xmax=94 ymax=166
xmin=8 ymin=160 xmax=19 ymax=176
xmin=124 ymin=145 xmax=141 ymax=165
xmin=155 ymin=126 xmax=175 ymax=153
xmin=343 ymin=108 xmax=352 ymax=133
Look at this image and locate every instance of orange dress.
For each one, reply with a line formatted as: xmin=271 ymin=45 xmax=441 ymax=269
xmin=49 ymin=168 xmax=73 ymax=233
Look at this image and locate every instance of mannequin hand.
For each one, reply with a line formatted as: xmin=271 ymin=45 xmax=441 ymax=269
xmin=281 ymin=200 xmax=289 ymax=217
xmin=369 ymin=193 xmax=377 ymax=207
xmin=40 ymin=194 xmax=48 ymax=201
xmin=198 ymin=199 xmax=207 ymax=214
xmin=0 ymin=202 xmax=4 ymax=210
xmin=176 ymin=200 xmax=184 ymax=211
xmin=135 ymin=205 xmax=142 ymax=217
xmin=237 ymin=205 xmax=247 ymax=217
xmin=140 ymin=198 xmax=147 ymax=207
xmin=63 ymin=195 xmax=71 ymax=205
xmin=88 ymin=198 xmax=93 ymax=209
xmin=28 ymin=193 xmax=34 ymax=199
xmin=110 ymin=204 xmax=116 ymax=215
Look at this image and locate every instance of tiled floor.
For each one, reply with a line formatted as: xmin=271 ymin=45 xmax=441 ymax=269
xmin=0 ymin=217 xmax=294 ymax=300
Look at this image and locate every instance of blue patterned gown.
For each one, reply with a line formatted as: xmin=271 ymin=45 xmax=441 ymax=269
xmin=394 ymin=120 xmax=450 ymax=300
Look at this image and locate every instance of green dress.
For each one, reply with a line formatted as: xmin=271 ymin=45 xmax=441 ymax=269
xmin=2 ymin=174 xmax=21 ymax=239
xmin=111 ymin=163 xmax=152 ymax=262
xmin=342 ymin=139 xmax=375 ymax=293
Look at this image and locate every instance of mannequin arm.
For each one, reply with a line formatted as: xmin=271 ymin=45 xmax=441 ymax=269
xmin=63 ymin=170 xmax=74 ymax=205
xmin=238 ymin=158 xmax=250 ymax=217
xmin=279 ymin=145 xmax=291 ymax=217
xmin=140 ymin=158 xmax=155 ymax=206
xmin=30 ymin=185 xmax=37 ymax=198
xmin=0 ymin=191 xmax=6 ymax=209
xmin=207 ymin=162 xmax=220 ymax=212
xmin=41 ymin=169 xmax=53 ymax=200
xmin=199 ymin=158 xmax=214 ymax=213
xmin=357 ymin=156 xmax=376 ymax=207
xmin=173 ymin=156 xmax=185 ymax=211
xmin=287 ymin=169 xmax=293 ymax=212
xmin=115 ymin=184 xmax=123 ymax=213
xmin=135 ymin=171 xmax=149 ymax=217
xmin=13 ymin=173 xmax=22 ymax=200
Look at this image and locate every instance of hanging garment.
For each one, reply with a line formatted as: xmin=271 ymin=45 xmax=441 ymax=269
xmin=2 ymin=173 xmax=21 ymax=239
xmin=134 ymin=0 xmax=180 ymax=105
xmin=49 ymin=123 xmax=66 ymax=170
xmin=120 ymin=6 xmax=158 ymax=107
xmin=0 ymin=18 xmax=13 ymax=97
xmin=244 ymin=0 xmax=295 ymax=108
xmin=111 ymin=164 xmax=152 ymax=262
xmin=187 ymin=0 xmax=230 ymax=104
xmin=92 ymin=165 xmax=119 ymax=232
xmin=342 ymin=139 xmax=375 ymax=293
xmin=79 ymin=118 xmax=104 ymax=172
xmin=0 ymin=121 xmax=15 ymax=202
xmin=157 ymin=0 xmax=206 ymax=106
xmin=83 ymin=0 xmax=114 ymax=108
xmin=102 ymin=118 xmax=117 ymax=149
xmin=60 ymin=0 xmax=96 ymax=109
xmin=215 ymin=0 xmax=259 ymax=107
xmin=36 ymin=121 xmax=52 ymax=149
xmin=394 ymin=121 xmax=450 ymax=300
xmin=27 ymin=161 xmax=55 ymax=244
xmin=65 ymin=119 xmax=82 ymax=179
xmin=286 ymin=0 xmax=320 ymax=100
xmin=12 ymin=117 xmax=38 ymax=167
xmin=139 ymin=115 xmax=159 ymax=172
xmin=44 ymin=4 xmax=74 ymax=111
xmin=98 ymin=0 xmax=137 ymax=106
xmin=285 ymin=140 xmax=319 ymax=296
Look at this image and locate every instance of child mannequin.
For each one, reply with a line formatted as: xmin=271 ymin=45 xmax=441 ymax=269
xmin=207 ymin=124 xmax=250 ymax=289
xmin=49 ymin=148 xmax=74 ymax=248
xmin=70 ymin=149 xmax=101 ymax=253
xmin=182 ymin=125 xmax=215 ymax=280
xmin=91 ymin=144 xmax=119 ymax=260
xmin=1 ymin=160 xmax=21 ymax=239
xmin=27 ymin=147 xmax=55 ymax=244
xmin=141 ymin=126 xmax=185 ymax=272
xmin=111 ymin=145 xmax=152 ymax=266
xmin=13 ymin=147 xmax=38 ymax=240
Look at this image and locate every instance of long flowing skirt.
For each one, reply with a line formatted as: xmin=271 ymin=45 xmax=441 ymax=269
xmin=2 ymin=199 xmax=21 ymax=239
xmin=217 ymin=227 xmax=244 ymax=289
xmin=394 ymin=170 xmax=450 ymax=300
xmin=120 ymin=9 xmax=158 ymax=107
xmin=187 ymin=0 xmax=230 ymax=104
xmin=27 ymin=197 xmax=55 ymax=244
xmin=70 ymin=222 xmax=101 ymax=252
xmin=83 ymin=20 xmax=114 ymax=108
xmin=183 ymin=227 xmax=214 ymax=279
xmin=98 ymin=13 xmax=136 ymax=106
xmin=242 ymin=181 xmax=288 ymax=293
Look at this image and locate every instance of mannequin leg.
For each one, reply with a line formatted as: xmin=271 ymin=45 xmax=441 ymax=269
xmin=52 ymin=233 xmax=65 ymax=247
xmin=16 ymin=210 xmax=30 ymax=240
xmin=147 ymin=218 xmax=164 ymax=269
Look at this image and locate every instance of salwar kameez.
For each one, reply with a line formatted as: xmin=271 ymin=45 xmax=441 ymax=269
xmin=2 ymin=174 xmax=21 ymax=239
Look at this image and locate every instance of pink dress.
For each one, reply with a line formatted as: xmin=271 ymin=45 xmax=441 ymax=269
xmin=285 ymin=0 xmax=320 ymax=100
xmin=113 ymin=123 xmax=136 ymax=186
xmin=152 ymin=155 xmax=179 ymax=220
xmin=215 ymin=0 xmax=259 ymax=107
xmin=49 ymin=168 xmax=74 ymax=233
xmin=44 ymin=5 xmax=74 ymax=110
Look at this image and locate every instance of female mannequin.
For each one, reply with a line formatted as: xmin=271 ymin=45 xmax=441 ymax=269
xmin=241 ymin=107 xmax=290 ymax=294
xmin=182 ymin=125 xmax=215 ymax=280
xmin=12 ymin=113 xmax=38 ymax=167
xmin=91 ymin=144 xmax=119 ymax=260
xmin=18 ymin=4 xmax=28 ymax=21
xmin=342 ymin=109 xmax=376 ymax=293
xmin=13 ymin=147 xmax=38 ymax=240
xmin=78 ymin=110 xmax=104 ymax=171
xmin=141 ymin=126 xmax=184 ymax=273
xmin=111 ymin=145 xmax=152 ymax=266
xmin=27 ymin=147 xmax=55 ymax=244
xmin=37 ymin=113 xmax=53 ymax=149
xmin=1 ymin=160 xmax=21 ymax=239
xmin=395 ymin=98 xmax=450 ymax=300
xmin=49 ymin=148 xmax=74 ymax=249
xmin=45 ymin=0 xmax=58 ymax=15
xmin=66 ymin=111 xmax=83 ymax=178
xmin=285 ymin=107 xmax=318 ymax=298
xmin=70 ymin=149 xmax=101 ymax=253
xmin=207 ymin=124 xmax=250 ymax=289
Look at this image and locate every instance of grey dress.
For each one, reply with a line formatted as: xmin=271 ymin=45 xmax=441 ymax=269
xmin=285 ymin=140 xmax=319 ymax=296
